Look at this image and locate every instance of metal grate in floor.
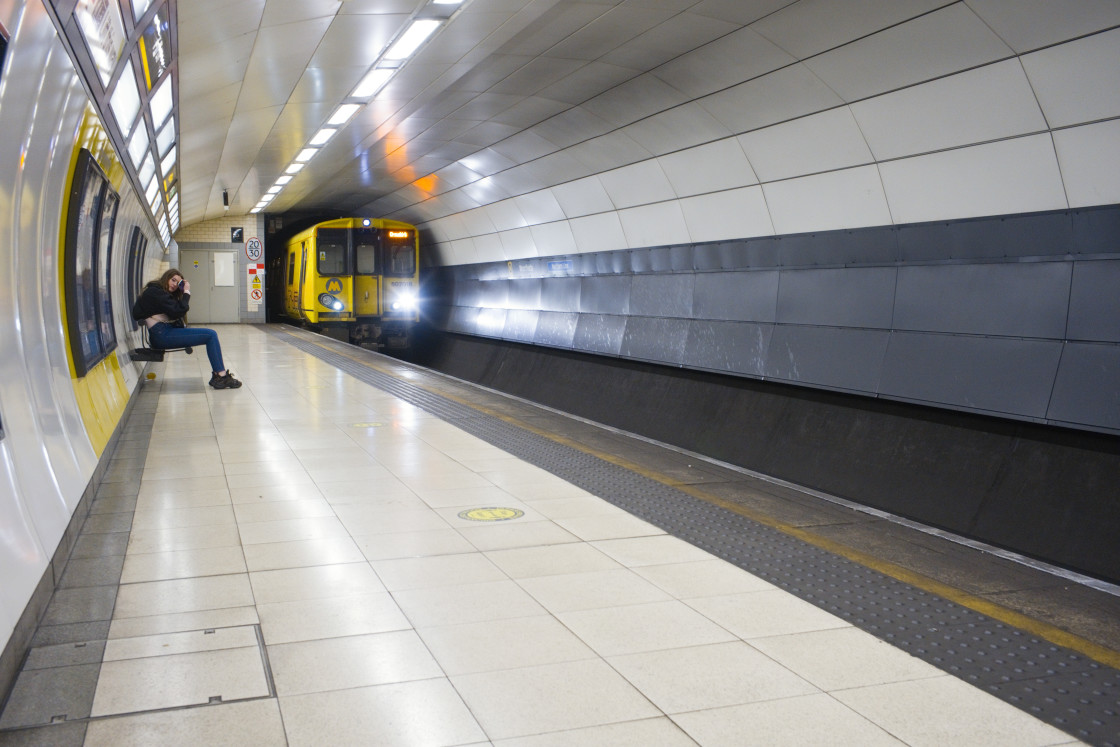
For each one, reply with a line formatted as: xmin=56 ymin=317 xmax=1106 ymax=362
xmin=269 ymin=326 xmax=1120 ymax=746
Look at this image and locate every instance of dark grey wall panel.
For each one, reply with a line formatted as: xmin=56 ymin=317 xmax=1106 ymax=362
xmin=693 ymin=270 xmax=778 ymax=322
xmin=478 ymin=279 xmax=510 ymax=309
xmin=573 ymin=313 xmax=626 ymax=355
xmin=777 ymin=226 xmax=899 ymax=267
xmin=579 ymin=276 xmax=631 ymax=314
xmin=1047 ymin=343 xmax=1120 ymax=430
xmin=540 ymin=277 xmax=581 ymax=312
xmin=684 ymin=320 xmax=772 ymax=376
xmin=446 ymin=306 xmax=480 ymax=334
xmin=1071 ymin=205 xmax=1120 ymax=255
xmin=880 ymin=333 xmax=1063 ymax=418
xmin=507 ymin=278 xmax=542 ymax=310
xmin=456 ymin=279 xmax=485 ymax=307
xmin=894 ymin=262 xmax=1072 ymax=338
xmin=476 ymin=307 xmax=508 ymax=335
xmin=776 ymin=267 xmax=897 ymax=328
xmin=504 ymin=309 xmax=539 ymax=343
xmin=534 ymin=311 xmax=578 ymax=348
xmin=620 ymin=317 xmax=691 ymax=365
xmin=631 ymin=274 xmax=693 ymax=318
xmin=897 ymin=210 xmax=1075 ymax=262
xmin=765 ymin=325 xmax=889 ymax=393
xmin=1068 ymin=260 xmax=1120 ymax=343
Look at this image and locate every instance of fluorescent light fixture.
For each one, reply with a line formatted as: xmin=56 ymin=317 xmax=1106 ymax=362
xmin=385 ymin=19 xmax=440 ymax=60
xmin=157 ymin=120 xmax=175 ymax=155
xmin=139 ymin=154 xmax=155 ymax=184
xmin=295 ymin=148 xmax=316 ymax=162
xmin=259 ymin=193 xmax=274 ymax=203
xmin=160 ymin=146 xmax=176 ymax=176
xmin=275 ymin=175 xmax=292 ymax=185
xmin=433 ymin=0 xmax=461 ymax=4
xmin=109 ymin=61 xmax=141 ymax=136
xmin=250 ymin=207 xmax=262 ymax=214
xmin=328 ymin=104 xmax=360 ymax=126
xmin=145 ymin=177 xmax=159 ymax=205
xmin=309 ymin=127 xmax=337 ymax=146
xmin=353 ymin=68 xmax=394 ymax=98
xmin=127 ymin=126 xmax=149 ymax=166
xmin=266 ymin=185 xmax=282 ymax=194
xmin=285 ymin=162 xmax=305 ymax=174
xmin=149 ymin=77 xmax=173 ymax=128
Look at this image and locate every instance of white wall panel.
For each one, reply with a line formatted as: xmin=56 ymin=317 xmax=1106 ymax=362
xmin=737 ymin=107 xmax=873 ymax=182
xmin=552 ymin=176 xmax=615 ymax=218
xmin=570 ymin=212 xmax=629 ymax=254
xmin=681 ymin=187 xmax=774 ymax=243
xmin=460 ymin=206 xmax=498 ymax=237
xmin=750 ymin=0 xmax=946 ymax=59
xmin=460 ymin=147 xmax=518 ymax=177
xmin=1053 ymin=120 xmax=1120 ymax=208
xmin=433 ymin=213 xmax=470 ymax=242
xmin=659 ymin=137 xmax=758 ymax=198
xmin=653 ymin=26 xmax=793 ymax=99
xmin=533 ymin=106 xmax=613 ymax=149
xmin=698 ymin=63 xmax=844 ymax=136
xmin=461 ymin=175 xmax=513 ymax=205
xmin=851 ymin=60 xmax=1048 ymax=161
xmin=500 ymin=227 xmax=537 ymax=259
xmin=582 ymin=73 xmax=688 ymax=128
xmin=514 ymin=190 xmax=566 ymax=225
xmin=448 ymin=238 xmax=480 ymax=265
xmin=0 ymin=452 xmax=47 ymax=647
xmin=485 ymin=198 xmax=528 ymax=231
xmin=433 ymin=162 xmax=484 ymax=192
xmin=805 ymin=4 xmax=1012 ymax=102
xmin=567 ymin=131 xmax=651 ymax=172
xmin=618 ymin=202 xmax=691 ymax=248
xmin=472 ymin=232 xmax=507 ymax=262
xmin=529 ymin=220 xmax=579 ymax=257
xmin=763 ymin=165 xmax=893 ymax=234
xmin=879 ymin=134 xmax=1068 ymax=224
xmin=967 ymin=0 xmax=1120 ymax=53
xmin=489 ymin=129 xmax=558 ymax=163
xmin=622 ymin=102 xmax=731 ymax=157
xmin=1021 ymin=29 xmax=1120 ymax=128
xmin=598 ymin=160 xmax=676 ymax=210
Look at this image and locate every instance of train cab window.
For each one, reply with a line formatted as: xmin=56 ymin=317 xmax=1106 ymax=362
xmin=354 ymin=228 xmax=377 ymax=274
xmin=316 ymin=228 xmax=348 ymax=275
xmin=383 ymin=229 xmax=415 ymax=276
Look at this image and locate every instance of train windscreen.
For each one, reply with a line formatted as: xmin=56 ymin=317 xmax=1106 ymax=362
xmin=354 ymin=227 xmax=377 ymax=274
xmin=316 ymin=228 xmax=348 ymax=274
xmin=384 ymin=229 xmax=415 ymax=276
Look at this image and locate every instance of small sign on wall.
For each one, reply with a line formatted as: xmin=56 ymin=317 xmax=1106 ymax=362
xmin=231 ymin=227 xmax=243 ymax=242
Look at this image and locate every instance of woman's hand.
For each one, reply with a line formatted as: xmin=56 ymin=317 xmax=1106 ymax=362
xmin=180 ymin=280 xmax=190 ymax=294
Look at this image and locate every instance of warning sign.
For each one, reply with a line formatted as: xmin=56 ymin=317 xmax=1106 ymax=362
xmin=245 ymin=237 xmax=263 ymax=262
xmin=247 ymin=263 xmax=264 ymax=311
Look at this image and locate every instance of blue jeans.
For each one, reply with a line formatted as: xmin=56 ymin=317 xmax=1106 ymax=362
xmin=148 ymin=323 xmax=225 ymax=373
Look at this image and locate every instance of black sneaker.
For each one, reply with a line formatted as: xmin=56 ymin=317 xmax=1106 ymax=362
xmin=209 ymin=372 xmax=242 ymax=389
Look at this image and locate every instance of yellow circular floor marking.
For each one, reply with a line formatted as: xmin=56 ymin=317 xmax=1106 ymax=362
xmin=458 ymin=507 xmax=524 ymax=522
xmin=351 ymin=422 xmax=385 ymax=428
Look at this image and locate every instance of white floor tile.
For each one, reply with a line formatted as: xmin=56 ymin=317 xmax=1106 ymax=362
xmin=490 ymin=717 xmax=696 ymax=746
xmin=268 ymin=630 xmax=442 ymax=696
xmin=114 ymin=574 xmax=255 ymax=618
xmin=279 ymin=678 xmax=486 ymax=747
xmin=355 ymin=528 xmax=478 ymax=560
xmin=104 ymin=625 xmax=259 ymax=661
xmin=635 ymin=559 xmax=776 ymax=598
xmin=416 ymin=615 xmax=597 ymax=676
xmin=372 ymin=552 xmax=507 ymax=590
xmin=392 ymin=579 xmax=546 ymax=627
xmin=107 ymin=607 xmax=260 ymax=640
xmin=249 ymin=562 xmax=385 ymax=604
xmin=256 ymin=591 xmax=411 ymax=645
xmin=686 ymin=589 xmax=852 ymax=639
xmin=484 ymin=543 xmax=622 ymax=579
xmin=120 ymin=546 xmax=247 ymax=583
xmin=516 ymin=568 xmax=673 ymax=613
xmin=242 ymin=536 xmax=366 ymax=571
xmin=84 ymin=698 xmax=287 ymax=747
xmin=591 ymin=534 xmax=717 ymax=566
xmin=558 ymin=600 xmax=737 ymax=656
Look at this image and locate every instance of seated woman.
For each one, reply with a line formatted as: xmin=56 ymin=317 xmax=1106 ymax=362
xmin=131 ymin=268 xmax=243 ymax=389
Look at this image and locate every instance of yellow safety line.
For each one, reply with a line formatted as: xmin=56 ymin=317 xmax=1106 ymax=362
xmin=306 ymin=333 xmax=1120 ymax=670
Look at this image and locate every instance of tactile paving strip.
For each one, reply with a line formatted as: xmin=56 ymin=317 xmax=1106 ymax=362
xmin=269 ymin=327 xmax=1120 ymax=745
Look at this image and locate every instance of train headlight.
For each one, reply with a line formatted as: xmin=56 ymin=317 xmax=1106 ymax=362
xmin=390 ymin=291 xmax=418 ymax=312
xmin=318 ymin=293 xmax=345 ymax=311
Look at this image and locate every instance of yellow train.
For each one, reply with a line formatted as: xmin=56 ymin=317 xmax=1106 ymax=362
xmin=283 ymin=217 xmax=420 ymax=348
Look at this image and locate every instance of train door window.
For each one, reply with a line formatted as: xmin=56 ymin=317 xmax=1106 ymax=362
xmin=383 ymin=229 xmax=415 ymax=276
xmin=316 ymin=228 xmax=347 ymax=275
xmin=126 ymin=226 xmax=143 ymax=309
xmin=287 ymin=252 xmax=295 ymax=285
xmin=354 ymin=227 xmax=377 ymax=274
xmin=0 ymin=21 xmax=8 ymax=79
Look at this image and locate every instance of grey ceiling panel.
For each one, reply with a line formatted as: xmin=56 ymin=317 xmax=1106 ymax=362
xmin=579 ymin=276 xmax=631 ymax=314
xmin=689 ymin=0 xmax=793 ymax=26
xmin=536 ymin=61 xmax=641 ymax=105
xmin=684 ymin=320 xmax=773 ymax=377
xmin=309 ymin=14 xmax=407 ymax=68
xmin=489 ymin=57 xmax=587 ymax=96
xmin=573 ymin=313 xmax=627 ymax=355
xmin=776 ymin=267 xmax=897 ymax=329
xmin=582 ymin=73 xmax=689 ymax=128
xmin=601 ymin=11 xmax=739 ymax=71
xmin=620 ymin=317 xmax=691 ymax=365
xmin=547 ymin=7 xmax=678 ymax=62
xmin=694 ymin=270 xmax=777 ymax=323
xmin=498 ymin=4 xmax=613 ymax=57
xmin=503 ymin=309 xmax=540 ymax=343
xmin=623 ymin=103 xmax=732 ymax=156
xmin=968 ymin=0 xmax=1120 ymax=53
xmin=653 ymin=25 xmax=794 ymax=99
xmin=894 ymin=262 xmax=1072 ymax=339
xmin=765 ymin=325 xmax=890 ymax=393
xmin=1068 ymin=260 xmax=1120 ymax=343
xmin=1047 ymin=342 xmax=1120 ymax=431
xmin=541 ymin=277 xmax=581 ymax=312
xmin=533 ymin=106 xmax=614 ymax=149
xmin=534 ymin=311 xmax=579 ymax=348
xmin=491 ymin=97 xmax=571 ymax=128
xmin=879 ymin=332 xmax=1063 ymax=418
xmin=568 ymin=132 xmax=651 ymax=173
xmin=630 ymin=274 xmax=694 ymax=319
xmin=698 ymin=63 xmax=843 ymax=135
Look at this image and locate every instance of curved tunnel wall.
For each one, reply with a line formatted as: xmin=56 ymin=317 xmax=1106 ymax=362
xmin=427 ymin=205 xmax=1120 ymax=435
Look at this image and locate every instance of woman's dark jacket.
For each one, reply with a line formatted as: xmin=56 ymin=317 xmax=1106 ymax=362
xmin=131 ymin=281 xmax=190 ymax=322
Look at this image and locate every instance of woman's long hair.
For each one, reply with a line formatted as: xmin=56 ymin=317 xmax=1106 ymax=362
xmin=158 ymin=268 xmax=185 ymax=298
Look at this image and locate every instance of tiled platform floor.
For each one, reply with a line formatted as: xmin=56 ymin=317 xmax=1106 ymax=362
xmin=0 ymin=324 xmax=1100 ymax=745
